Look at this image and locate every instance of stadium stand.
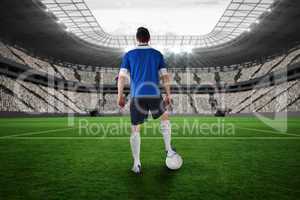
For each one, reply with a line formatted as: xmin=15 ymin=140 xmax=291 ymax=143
xmin=1 ymin=40 xmax=300 ymax=115
xmin=0 ymin=42 xmax=25 ymax=65
xmin=1 ymin=71 xmax=300 ymax=115
xmin=2 ymin=42 xmax=300 ymax=85
xmin=0 ymin=44 xmax=110 ymax=84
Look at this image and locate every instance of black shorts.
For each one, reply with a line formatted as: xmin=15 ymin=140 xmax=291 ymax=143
xmin=130 ymin=96 xmax=166 ymax=125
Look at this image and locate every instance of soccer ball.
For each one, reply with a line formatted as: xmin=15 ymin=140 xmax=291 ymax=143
xmin=166 ymin=154 xmax=183 ymax=170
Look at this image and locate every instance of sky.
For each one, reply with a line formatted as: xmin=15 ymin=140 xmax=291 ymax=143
xmin=85 ymin=0 xmax=231 ymax=35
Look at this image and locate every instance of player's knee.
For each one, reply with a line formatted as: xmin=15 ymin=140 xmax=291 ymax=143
xmin=161 ymin=119 xmax=171 ymax=132
xmin=161 ymin=112 xmax=169 ymax=121
xmin=131 ymin=125 xmax=140 ymax=133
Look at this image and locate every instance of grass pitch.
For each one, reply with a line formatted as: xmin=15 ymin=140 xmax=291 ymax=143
xmin=0 ymin=116 xmax=299 ymax=200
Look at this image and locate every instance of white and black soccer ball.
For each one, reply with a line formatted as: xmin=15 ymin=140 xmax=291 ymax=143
xmin=166 ymin=154 xmax=183 ymax=170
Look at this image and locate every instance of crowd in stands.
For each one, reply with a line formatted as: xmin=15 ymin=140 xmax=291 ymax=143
xmin=1 ymin=41 xmax=300 ymax=115
xmin=1 ymin=41 xmax=300 ymax=86
xmin=0 ymin=74 xmax=299 ymax=114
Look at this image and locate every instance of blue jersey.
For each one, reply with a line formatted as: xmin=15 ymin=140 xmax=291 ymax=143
xmin=120 ymin=45 xmax=166 ymax=97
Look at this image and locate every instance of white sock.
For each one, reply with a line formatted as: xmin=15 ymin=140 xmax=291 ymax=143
xmin=161 ymin=120 xmax=174 ymax=155
xmin=130 ymin=131 xmax=141 ymax=166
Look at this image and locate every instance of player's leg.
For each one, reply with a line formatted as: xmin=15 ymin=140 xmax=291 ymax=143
xmin=160 ymin=112 xmax=176 ymax=156
xmin=150 ymin=96 xmax=176 ymax=156
xmin=129 ymin=98 xmax=148 ymax=174
xmin=150 ymin=97 xmax=182 ymax=168
xmin=130 ymin=124 xmax=141 ymax=173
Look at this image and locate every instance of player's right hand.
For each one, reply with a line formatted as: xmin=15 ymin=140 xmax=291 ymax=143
xmin=117 ymin=95 xmax=126 ymax=108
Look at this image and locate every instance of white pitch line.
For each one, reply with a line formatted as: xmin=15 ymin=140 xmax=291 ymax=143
xmin=0 ymin=127 xmax=77 ymax=138
xmin=236 ymin=127 xmax=300 ymax=137
xmin=1 ymin=137 xmax=300 ymax=140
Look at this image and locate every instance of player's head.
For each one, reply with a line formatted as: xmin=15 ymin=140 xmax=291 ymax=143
xmin=136 ymin=27 xmax=150 ymax=44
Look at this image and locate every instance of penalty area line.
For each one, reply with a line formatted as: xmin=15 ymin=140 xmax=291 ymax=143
xmin=236 ymin=127 xmax=300 ymax=137
xmin=0 ymin=127 xmax=78 ymax=138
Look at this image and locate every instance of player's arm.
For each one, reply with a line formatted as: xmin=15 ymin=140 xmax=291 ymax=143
xmin=159 ymin=53 xmax=172 ymax=106
xmin=117 ymin=69 xmax=128 ymax=108
xmin=160 ymin=69 xmax=172 ymax=106
xmin=118 ymin=53 xmax=130 ymax=108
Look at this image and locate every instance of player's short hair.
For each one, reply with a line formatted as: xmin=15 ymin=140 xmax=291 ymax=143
xmin=136 ymin=27 xmax=150 ymax=43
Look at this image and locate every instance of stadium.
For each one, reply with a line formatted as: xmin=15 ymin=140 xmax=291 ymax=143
xmin=0 ymin=0 xmax=299 ymax=199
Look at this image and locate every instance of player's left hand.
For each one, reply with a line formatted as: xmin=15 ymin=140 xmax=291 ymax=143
xmin=164 ymin=95 xmax=172 ymax=107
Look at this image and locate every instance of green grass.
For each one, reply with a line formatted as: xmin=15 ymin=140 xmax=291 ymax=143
xmin=0 ymin=116 xmax=300 ymax=200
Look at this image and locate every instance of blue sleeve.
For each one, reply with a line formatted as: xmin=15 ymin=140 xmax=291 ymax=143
xmin=120 ymin=53 xmax=130 ymax=70
xmin=158 ymin=53 xmax=166 ymax=70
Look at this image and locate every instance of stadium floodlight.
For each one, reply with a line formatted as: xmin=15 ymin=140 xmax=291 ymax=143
xmin=171 ymin=47 xmax=182 ymax=54
xmin=124 ymin=46 xmax=134 ymax=52
xmin=184 ymin=46 xmax=194 ymax=54
xmin=154 ymin=45 xmax=169 ymax=53
xmin=168 ymin=46 xmax=194 ymax=54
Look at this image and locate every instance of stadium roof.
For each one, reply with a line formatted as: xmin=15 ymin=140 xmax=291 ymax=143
xmin=0 ymin=0 xmax=299 ymax=68
xmin=40 ymin=0 xmax=274 ymax=49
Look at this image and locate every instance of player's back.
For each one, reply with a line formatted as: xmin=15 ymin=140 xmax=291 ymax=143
xmin=122 ymin=46 xmax=165 ymax=97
